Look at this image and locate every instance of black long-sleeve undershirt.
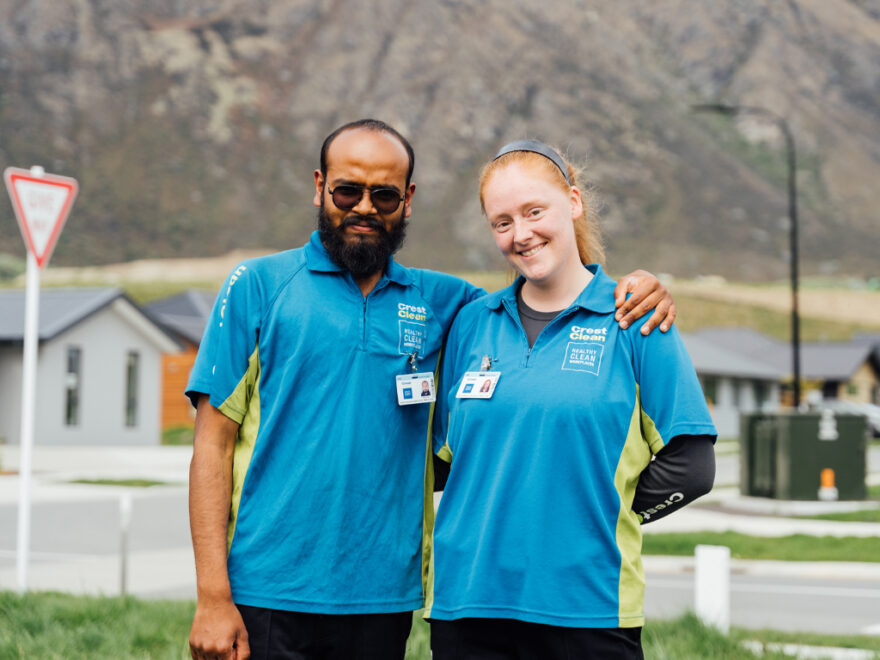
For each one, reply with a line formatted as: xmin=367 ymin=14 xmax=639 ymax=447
xmin=632 ymin=435 xmax=716 ymax=523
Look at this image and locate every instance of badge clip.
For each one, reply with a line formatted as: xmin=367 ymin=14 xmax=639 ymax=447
xmin=480 ymin=355 xmax=497 ymax=371
xmin=408 ymin=350 xmax=420 ymax=372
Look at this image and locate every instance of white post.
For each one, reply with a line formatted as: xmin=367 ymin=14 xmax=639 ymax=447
xmin=16 ymin=251 xmax=40 ymax=592
xmin=120 ymin=493 xmax=133 ymax=596
xmin=694 ymin=544 xmax=730 ymax=634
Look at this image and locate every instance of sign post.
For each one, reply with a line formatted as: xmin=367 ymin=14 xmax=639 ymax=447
xmin=3 ymin=166 xmax=78 ymax=592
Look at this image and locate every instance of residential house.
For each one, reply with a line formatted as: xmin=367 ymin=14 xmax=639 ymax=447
xmin=680 ymin=332 xmax=782 ymax=438
xmin=145 ymin=289 xmax=217 ymax=429
xmin=852 ymin=333 xmax=880 ymax=403
xmin=692 ymin=327 xmax=880 ymax=407
xmin=0 ymin=288 xmax=179 ymax=446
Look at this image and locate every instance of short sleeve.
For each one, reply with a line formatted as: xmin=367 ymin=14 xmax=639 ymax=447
xmin=185 ymin=262 xmax=264 ymax=423
xmin=627 ymin=320 xmax=717 ymax=453
xmin=416 ymin=270 xmax=485 ymax=339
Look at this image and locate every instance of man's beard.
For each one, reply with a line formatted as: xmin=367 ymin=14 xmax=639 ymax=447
xmin=318 ymin=204 xmax=408 ymax=279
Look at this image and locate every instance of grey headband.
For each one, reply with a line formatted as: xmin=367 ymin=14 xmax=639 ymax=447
xmin=492 ymin=139 xmax=571 ymax=185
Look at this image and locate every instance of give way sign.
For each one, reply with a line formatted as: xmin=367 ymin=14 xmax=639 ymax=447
xmin=4 ymin=166 xmax=79 ymax=268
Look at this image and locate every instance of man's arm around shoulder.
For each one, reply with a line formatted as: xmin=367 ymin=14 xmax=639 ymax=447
xmin=188 ymin=396 xmax=250 ymax=660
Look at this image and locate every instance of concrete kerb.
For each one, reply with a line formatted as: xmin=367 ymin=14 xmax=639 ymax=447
xmin=644 ymin=555 xmax=880 ymax=582
xmin=0 ymin=445 xmax=193 ymax=478
xmin=643 ymin=504 xmax=880 ymax=538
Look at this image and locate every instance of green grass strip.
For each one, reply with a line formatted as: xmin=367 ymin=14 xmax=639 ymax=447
xmin=643 ymin=531 xmax=880 ymax=562
xmin=162 ymin=425 xmax=195 ymax=446
xmin=796 ymin=508 xmax=880 ymax=523
xmin=3 ymin=594 xmax=880 ymax=659
xmin=69 ymin=478 xmax=167 ymax=488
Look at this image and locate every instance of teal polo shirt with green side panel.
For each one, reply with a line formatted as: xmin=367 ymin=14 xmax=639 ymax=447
xmin=187 ymin=230 xmax=482 ymax=614
xmin=427 ymin=265 xmax=716 ymax=627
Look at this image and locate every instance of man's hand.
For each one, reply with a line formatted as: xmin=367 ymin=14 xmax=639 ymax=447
xmin=189 ymin=396 xmax=247 ymax=659
xmin=189 ymin=596 xmax=250 ymax=660
xmin=613 ymin=269 xmax=676 ymax=334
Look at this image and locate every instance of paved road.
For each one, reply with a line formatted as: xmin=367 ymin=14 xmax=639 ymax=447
xmin=0 ymin=487 xmax=195 ymax=599
xmin=0 ymin=489 xmax=190 ymax=554
xmin=645 ymin=570 xmax=880 ymax=635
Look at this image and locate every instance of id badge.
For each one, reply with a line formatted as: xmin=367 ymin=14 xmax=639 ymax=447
xmin=456 ymin=371 xmax=501 ymax=399
xmin=396 ymin=372 xmax=436 ymax=406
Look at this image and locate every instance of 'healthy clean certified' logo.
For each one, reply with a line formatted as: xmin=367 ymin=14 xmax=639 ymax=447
xmin=398 ymin=302 xmax=427 ymax=354
xmin=569 ymin=325 xmax=607 ymax=342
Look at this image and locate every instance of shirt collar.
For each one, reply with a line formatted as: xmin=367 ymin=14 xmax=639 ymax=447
xmin=304 ymin=230 xmax=413 ymax=286
xmin=483 ymin=264 xmax=617 ymax=315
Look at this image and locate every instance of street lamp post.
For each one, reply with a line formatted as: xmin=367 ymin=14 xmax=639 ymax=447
xmin=692 ymin=103 xmax=802 ymax=408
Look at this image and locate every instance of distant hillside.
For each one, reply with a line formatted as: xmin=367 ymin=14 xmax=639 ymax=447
xmin=1 ymin=0 xmax=878 ymax=280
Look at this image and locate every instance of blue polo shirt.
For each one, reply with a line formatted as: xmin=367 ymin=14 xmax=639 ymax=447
xmin=427 ymin=265 xmax=715 ymax=627
xmin=187 ymin=230 xmax=482 ymax=614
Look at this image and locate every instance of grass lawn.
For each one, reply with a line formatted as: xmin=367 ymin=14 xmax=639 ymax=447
xmin=791 ymin=483 xmax=880 ymax=522
xmin=0 ymin=592 xmax=194 ymax=659
xmin=668 ymin=292 xmax=876 ymax=341
xmin=162 ymin=425 xmax=195 ymax=446
xmin=796 ymin=508 xmax=880 ymax=523
xmin=117 ymin=281 xmax=222 ymax=306
xmin=69 ymin=478 xmax=168 ymax=488
xmin=643 ymin=531 xmax=880 ymax=562
xmin=4 ymin=593 xmax=880 ymax=659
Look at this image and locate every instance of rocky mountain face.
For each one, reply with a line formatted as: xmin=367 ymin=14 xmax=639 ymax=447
xmin=1 ymin=0 xmax=878 ymax=279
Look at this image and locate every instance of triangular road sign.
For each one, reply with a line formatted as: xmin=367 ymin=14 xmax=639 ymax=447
xmin=4 ymin=166 xmax=79 ymax=269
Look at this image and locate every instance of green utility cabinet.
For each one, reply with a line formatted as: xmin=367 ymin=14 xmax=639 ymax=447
xmin=740 ymin=411 xmax=867 ymax=500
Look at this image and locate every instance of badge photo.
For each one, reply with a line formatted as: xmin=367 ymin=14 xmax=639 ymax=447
xmin=456 ymin=371 xmax=501 ymax=399
xmin=396 ymin=372 xmax=436 ymax=406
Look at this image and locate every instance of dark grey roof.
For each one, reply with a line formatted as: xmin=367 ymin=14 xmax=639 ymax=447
xmin=693 ymin=326 xmax=877 ymax=381
xmin=799 ymin=343 xmax=875 ymax=380
xmin=691 ymin=327 xmax=785 ymax=360
xmin=852 ymin=332 xmax=880 ymax=346
xmin=852 ymin=333 xmax=880 ymax=366
xmin=0 ymin=287 xmax=123 ymax=341
xmin=145 ymin=289 xmax=217 ymax=345
xmin=681 ymin=333 xmax=782 ymax=380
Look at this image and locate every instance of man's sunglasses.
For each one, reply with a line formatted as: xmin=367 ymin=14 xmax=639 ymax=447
xmin=328 ymin=184 xmax=405 ymax=214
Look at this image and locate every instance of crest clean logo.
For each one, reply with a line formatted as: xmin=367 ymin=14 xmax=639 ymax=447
xmin=398 ymin=302 xmax=427 ymax=322
xmin=569 ymin=325 xmax=607 ymax=342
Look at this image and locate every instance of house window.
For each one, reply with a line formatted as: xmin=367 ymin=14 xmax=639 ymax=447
xmin=700 ymin=376 xmax=718 ymax=405
xmin=753 ymin=380 xmax=768 ymax=409
xmin=822 ymin=381 xmax=839 ymax=399
xmin=125 ymin=351 xmax=139 ymax=427
xmin=65 ymin=347 xmax=81 ymax=426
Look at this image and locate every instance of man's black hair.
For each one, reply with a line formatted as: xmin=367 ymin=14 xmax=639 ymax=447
xmin=319 ymin=119 xmax=415 ymax=187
